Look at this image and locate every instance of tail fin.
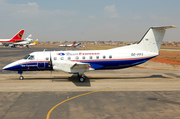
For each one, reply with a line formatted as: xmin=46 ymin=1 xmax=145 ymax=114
xmin=137 ymin=26 xmax=176 ymax=52
xmin=34 ymin=39 xmax=38 ymax=45
xmin=30 ymin=39 xmax=38 ymax=45
xmin=109 ymin=26 xmax=176 ymax=53
xmin=10 ymin=29 xmax=25 ymax=42
xmin=27 ymin=34 xmax=32 ymax=38
xmin=72 ymin=42 xmax=76 ymax=46
xmin=76 ymin=43 xmax=81 ymax=46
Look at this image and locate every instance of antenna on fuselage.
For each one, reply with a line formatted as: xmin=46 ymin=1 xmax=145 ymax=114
xmin=43 ymin=49 xmax=46 ymax=52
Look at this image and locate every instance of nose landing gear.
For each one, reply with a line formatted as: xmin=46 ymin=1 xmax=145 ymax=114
xmin=18 ymin=71 xmax=24 ymax=80
xmin=19 ymin=75 xmax=24 ymax=80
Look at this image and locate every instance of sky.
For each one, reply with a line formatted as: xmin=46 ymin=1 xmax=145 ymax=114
xmin=0 ymin=0 xmax=179 ymax=42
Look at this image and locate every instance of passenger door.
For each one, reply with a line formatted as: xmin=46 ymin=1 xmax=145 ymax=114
xmin=37 ymin=52 xmax=45 ymax=69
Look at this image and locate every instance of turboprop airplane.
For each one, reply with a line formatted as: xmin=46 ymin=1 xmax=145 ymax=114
xmin=59 ymin=42 xmax=76 ymax=47
xmin=3 ymin=26 xmax=176 ymax=82
xmin=0 ymin=29 xmax=24 ymax=47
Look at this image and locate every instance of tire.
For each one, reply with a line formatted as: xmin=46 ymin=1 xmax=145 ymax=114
xmin=19 ymin=76 xmax=24 ymax=80
xmin=79 ymin=77 xmax=85 ymax=82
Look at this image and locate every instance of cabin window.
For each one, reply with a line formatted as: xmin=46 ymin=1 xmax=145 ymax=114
xmin=46 ymin=57 xmax=49 ymax=60
xmin=54 ymin=57 xmax=57 ymax=60
xmin=28 ymin=55 xmax=34 ymax=60
xmin=68 ymin=57 xmax=71 ymax=60
xmin=89 ymin=56 xmax=92 ymax=59
xmin=109 ymin=55 xmax=112 ymax=59
xmin=103 ymin=56 xmax=106 ymax=59
xmin=24 ymin=55 xmax=30 ymax=59
xmin=75 ymin=56 xmax=79 ymax=60
xmin=82 ymin=56 xmax=85 ymax=59
xmin=61 ymin=57 xmax=64 ymax=60
xmin=96 ymin=56 xmax=99 ymax=59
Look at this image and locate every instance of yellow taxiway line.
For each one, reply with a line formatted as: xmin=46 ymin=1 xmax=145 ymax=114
xmin=46 ymin=80 xmax=180 ymax=119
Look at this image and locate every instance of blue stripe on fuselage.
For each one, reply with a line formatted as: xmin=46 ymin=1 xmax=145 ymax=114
xmin=5 ymin=62 xmax=51 ymax=71
xmin=80 ymin=56 xmax=154 ymax=69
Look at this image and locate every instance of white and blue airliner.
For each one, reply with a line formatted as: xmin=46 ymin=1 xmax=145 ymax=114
xmin=3 ymin=26 xmax=176 ymax=82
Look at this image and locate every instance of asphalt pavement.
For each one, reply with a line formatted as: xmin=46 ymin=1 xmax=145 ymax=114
xmin=0 ymin=46 xmax=180 ymax=119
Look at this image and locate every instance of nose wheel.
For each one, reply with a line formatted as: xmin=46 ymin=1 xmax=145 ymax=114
xmin=19 ymin=76 xmax=24 ymax=80
xmin=18 ymin=71 xmax=24 ymax=80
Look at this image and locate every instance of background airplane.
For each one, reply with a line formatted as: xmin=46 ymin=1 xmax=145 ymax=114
xmin=58 ymin=42 xmax=76 ymax=47
xmin=74 ymin=43 xmax=81 ymax=47
xmin=0 ymin=29 xmax=24 ymax=47
xmin=3 ymin=26 xmax=176 ymax=82
xmin=9 ymin=34 xmax=38 ymax=48
xmin=30 ymin=39 xmax=38 ymax=46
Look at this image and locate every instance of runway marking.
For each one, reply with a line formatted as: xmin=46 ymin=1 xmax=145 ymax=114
xmin=46 ymin=80 xmax=180 ymax=119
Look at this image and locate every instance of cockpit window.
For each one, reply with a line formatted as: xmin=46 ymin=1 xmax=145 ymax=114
xmin=28 ymin=55 xmax=35 ymax=60
xmin=24 ymin=55 xmax=30 ymax=59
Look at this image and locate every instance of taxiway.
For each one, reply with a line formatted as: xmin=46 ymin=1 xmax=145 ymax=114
xmin=0 ymin=47 xmax=180 ymax=119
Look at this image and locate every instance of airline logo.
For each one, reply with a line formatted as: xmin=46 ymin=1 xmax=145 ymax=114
xmin=18 ymin=33 xmax=22 ymax=38
xmin=57 ymin=53 xmax=65 ymax=56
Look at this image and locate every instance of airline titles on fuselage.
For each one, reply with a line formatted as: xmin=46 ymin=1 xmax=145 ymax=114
xmin=57 ymin=52 xmax=100 ymax=56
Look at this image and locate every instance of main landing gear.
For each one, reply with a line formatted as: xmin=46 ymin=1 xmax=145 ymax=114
xmin=18 ymin=71 xmax=24 ymax=80
xmin=77 ymin=74 xmax=86 ymax=82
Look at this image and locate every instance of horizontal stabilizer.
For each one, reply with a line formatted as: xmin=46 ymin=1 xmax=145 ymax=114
xmin=151 ymin=25 xmax=176 ymax=29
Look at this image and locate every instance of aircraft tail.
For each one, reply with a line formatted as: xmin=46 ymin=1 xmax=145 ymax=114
xmin=10 ymin=29 xmax=25 ymax=42
xmin=30 ymin=39 xmax=38 ymax=45
xmin=137 ymin=26 xmax=176 ymax=52
xmin=72 ymin=42 xmax=76 ymax=46
xmin=110 ymin=26 xmax=176 ymax=53
xmin=76 ymin=43 xmax=81 ymax=46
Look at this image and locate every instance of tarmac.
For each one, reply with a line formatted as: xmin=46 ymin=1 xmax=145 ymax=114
xmin=0 ymin=47 xmax=180 ymax=119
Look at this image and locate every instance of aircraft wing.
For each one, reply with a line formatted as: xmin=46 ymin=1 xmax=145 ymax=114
xmin=53 ymin=60 xmax=91 ymax=73
xmin=13 ymin=41 xmax=28 ymax=45
xmin=70 ymin=62 xmax=90 ymax=69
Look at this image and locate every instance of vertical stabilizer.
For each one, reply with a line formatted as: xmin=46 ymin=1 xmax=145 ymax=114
xmin=72 ymin=42 xmax=76 ymax=46
xmin=11 ymin=29 xmax=25 ymax=42
xmin=137 ymin=26 xmax=176 ymax=53
xmin=109 ymin=26 xmax=176 ymax=53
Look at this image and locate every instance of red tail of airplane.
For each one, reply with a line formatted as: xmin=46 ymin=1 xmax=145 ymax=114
xmin=72 ymin=42 xmax=76 ymax=46
xmin=10 ymin=30 xmax=25 ymax=42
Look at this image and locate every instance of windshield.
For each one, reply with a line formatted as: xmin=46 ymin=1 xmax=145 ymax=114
xmin=23 ymin=55 xmax=30 ymax=59
xmin=28 ymin=55 xmax=34 ymax=60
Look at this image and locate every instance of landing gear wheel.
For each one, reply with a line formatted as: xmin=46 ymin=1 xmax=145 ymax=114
xmin=77 ymin=73 xmax=86 ymax=82
xmin=19 ymin=76 xmax=24 ymax=80
xmin=79 ymin=77 xmax=85 ymax=82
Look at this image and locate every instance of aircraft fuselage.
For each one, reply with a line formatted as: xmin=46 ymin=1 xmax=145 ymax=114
xmin=3 ymin=50 xmax=157 ymax=71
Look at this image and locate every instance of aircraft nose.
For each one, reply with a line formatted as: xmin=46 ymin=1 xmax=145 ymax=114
xmin=3 ymin=64 xmax=12 ymax=70
xmin=3 ymin=60 xmax=21 ymax=71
